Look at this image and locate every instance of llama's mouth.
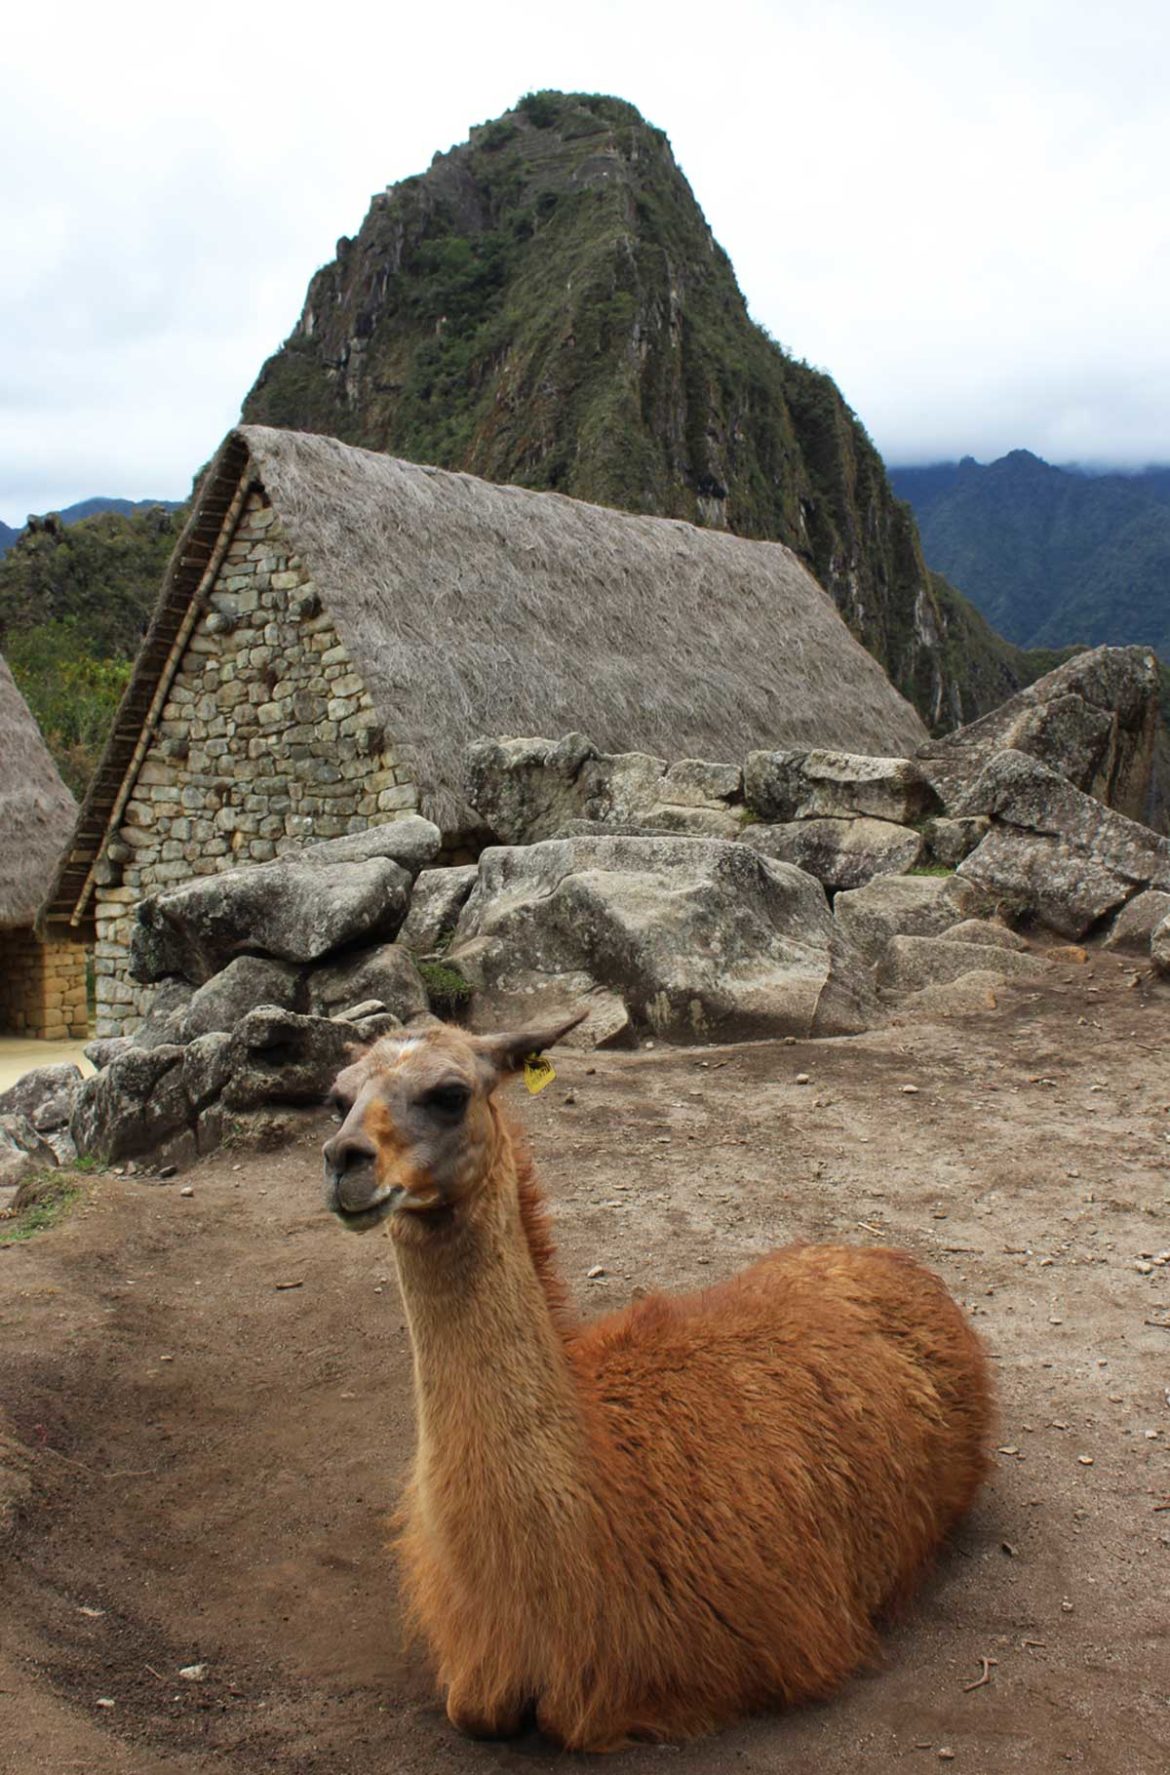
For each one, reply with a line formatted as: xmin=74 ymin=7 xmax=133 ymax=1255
xmin=328 ymin=1183 xmax=404 ymax=1232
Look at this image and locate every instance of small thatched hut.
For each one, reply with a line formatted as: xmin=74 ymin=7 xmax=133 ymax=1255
xmin=0 ymin=654 xmax=88 ymax=1039
xmin=41 ymin=425 xmax=926 ymax=1035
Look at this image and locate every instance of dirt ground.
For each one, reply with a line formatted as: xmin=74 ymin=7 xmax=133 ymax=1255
xmin=1 ymin=951 xmax=1167 ymax=1775
xmin=0 ymin=1037 xmax=93 ymax=1094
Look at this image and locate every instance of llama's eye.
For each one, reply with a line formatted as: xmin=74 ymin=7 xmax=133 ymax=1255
xmin=329 ymin=1092 xmax=352 ymax=1122
xmin=419 ymin=1084 xmax=470 ymax=1117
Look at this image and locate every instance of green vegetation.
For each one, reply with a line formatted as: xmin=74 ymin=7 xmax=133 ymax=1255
xmin=0 ymin=1172 xmax=82 ymax=1245
xmin=928 ymin=571 xmax=1079 ymax=726
xmin=892 ymin=452 xmax=1170 ymax=659
xmin=0 ymin=504 xmax=183 ymax=793
xmin=418 ymin=959 xmax=474 ymax=1018
xmin=4 ymin=621 xmax=133 ymax=797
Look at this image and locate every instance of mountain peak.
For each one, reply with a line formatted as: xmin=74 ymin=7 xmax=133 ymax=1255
xmin=996 ymin=448 xmax=1054 ymax=473
xmin=240 ymin=95 xmax=1019 ymax=730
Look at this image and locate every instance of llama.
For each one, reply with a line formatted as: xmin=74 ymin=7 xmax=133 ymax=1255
xmin=322 ymin=1014 xmax=993 ymax=1751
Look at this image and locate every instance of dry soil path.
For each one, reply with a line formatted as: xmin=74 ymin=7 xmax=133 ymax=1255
xmin=1 ymin=953 xmax=1167 ymax=1773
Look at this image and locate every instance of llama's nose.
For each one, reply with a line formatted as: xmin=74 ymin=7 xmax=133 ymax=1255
xmin=323 ymin=1130 xmax=379 ymax=1213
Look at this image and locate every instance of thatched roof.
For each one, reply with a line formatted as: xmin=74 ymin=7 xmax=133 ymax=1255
xmin=0 ymin=653 xmax=78 ymax=931
xmin=45 ymin=425 xmax=926 ymax=932
xmin=250 ymin=428 xmax=928 ymax=812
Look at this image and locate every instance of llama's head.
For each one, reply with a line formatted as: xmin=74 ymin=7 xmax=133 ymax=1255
xmin=322 ymin=1013 xmax=585 ymax=1233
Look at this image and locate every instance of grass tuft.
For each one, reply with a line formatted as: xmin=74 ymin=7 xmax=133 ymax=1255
xmin=418 ymin=960 xmax=474 ymax=1018
xmin=0 ymin=1171 xmax=83 ymax=1245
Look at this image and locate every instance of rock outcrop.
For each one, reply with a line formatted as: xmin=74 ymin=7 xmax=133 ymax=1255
xmin=1152 ymin=916 xmax=1170 ymax=976
xmin=741 ymin=817 xmax=923 ymax=892
xmin=743 ymin=750 xmax=935 ymax=826
xmin=916 ymin=646 xmax=1159 ymax=822
xmin=954 ymin=751 xmax=1170 ymax=938
xmin=832 ymin=875 xmax=981 ymax=959
xmin=465 ymin=736 xmax=745 ymax=847
xmin=52 ymin=648 xmax=1170 ymax=1173
xmin=127 ymin=816 xmax=438 ymax=991
xmin=397 ymin=866 xmax=479 ymax=953
xmin=65 ymin=821 xmax=442 ymax=1166
xmin=1103 ymin=891 xmax=1170 ymax=954
xmin=448 ymin=835 xmax=873 ymax=1043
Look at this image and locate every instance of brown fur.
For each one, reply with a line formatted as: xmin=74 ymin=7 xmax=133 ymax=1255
xmin=327 ymin=1025 xmax=993 ymax=1751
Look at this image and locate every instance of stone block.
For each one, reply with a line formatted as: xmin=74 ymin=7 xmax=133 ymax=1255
xmin=744 ymin=749 xmax=934 ymax=825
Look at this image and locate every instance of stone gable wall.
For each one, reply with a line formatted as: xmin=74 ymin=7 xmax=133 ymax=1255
xmin=93 ymin=490 xmax=418 ymax=1035
xmin=0 ymin=930 xmax=89 ymax=1039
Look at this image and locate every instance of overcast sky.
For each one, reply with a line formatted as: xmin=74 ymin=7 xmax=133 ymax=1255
xmin=2 ymin=0 xmax=1168 ymax=523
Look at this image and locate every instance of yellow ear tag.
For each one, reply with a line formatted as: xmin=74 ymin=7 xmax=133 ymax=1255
xmin=523 ymin=1054 xmax=556 ymax=1094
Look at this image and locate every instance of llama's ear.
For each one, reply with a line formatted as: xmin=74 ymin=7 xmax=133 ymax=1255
xmin=473 ymin=1009 xmax=589 ymax=1076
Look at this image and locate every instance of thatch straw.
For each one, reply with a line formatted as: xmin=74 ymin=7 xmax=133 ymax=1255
xmin=241 ymin=427 xmax=927 ymax=831
xmin=0 ymin=653 xmax=78 ymax=930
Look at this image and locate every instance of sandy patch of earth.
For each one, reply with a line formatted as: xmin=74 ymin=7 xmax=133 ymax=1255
xmin=1 ymin=951 xmax=1167 ymax=1773
xmin=0 ymin=1037 xmax=94 ymax=1094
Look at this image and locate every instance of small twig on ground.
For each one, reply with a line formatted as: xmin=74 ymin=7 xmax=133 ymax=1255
xmin=1022 ymin=1640 xmax=1047 ymax=1651
xmin=38 ymin=1447 xmax=93 ymax=1474
xmin=145 ymin=1664 xmax=166 ymax=1681
xmin=962 ymin=1655 xmax=998 ymax=1691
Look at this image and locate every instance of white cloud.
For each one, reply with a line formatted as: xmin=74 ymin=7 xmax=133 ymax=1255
xmin=3 ymin=0 xmax=1169 ymax=520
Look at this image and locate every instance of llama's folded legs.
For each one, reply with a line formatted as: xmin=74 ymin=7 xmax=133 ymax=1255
xmin=444 ymin=1675 xmax=528 ymax=1740
xmin=534 ymin=1694 xmax=634 ymax=1755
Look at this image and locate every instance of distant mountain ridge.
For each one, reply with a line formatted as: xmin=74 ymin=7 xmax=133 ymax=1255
xmin=242 ymin=88 xmax=1052 ymax=735
xmin=0 ymin=497 xmax=183 ymax=559
xmin=0 ymin=502 xmax=187 ymax=795
xmin=890 ymin=452 xmax=1170 ymax=659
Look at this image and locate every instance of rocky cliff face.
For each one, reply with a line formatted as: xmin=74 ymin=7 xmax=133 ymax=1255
xmin=243 ymin=92 xmax=1012 ymax=731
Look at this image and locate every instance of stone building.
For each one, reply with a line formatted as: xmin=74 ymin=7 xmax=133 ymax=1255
xmin=41 ymin=425 xmax=927 ymax=1036
xmin=0 ymin=654 xmax=88 ymax=1039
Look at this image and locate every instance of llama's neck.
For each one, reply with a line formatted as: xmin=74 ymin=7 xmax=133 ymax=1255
xmin=391 ymin=1123 xmax=595 ymax=1583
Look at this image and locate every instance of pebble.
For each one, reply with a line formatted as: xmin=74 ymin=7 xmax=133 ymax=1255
xmin=158 ymin=1165 xmax=178 ymax=1179
xmin=179 ymin=1186 xmax=194 ymax=1198
xmin=587 ymin=1265 xmax=606 ymax=1279
xmin=901 ymin=1083 xmax=920 ymax=1094
xmin=179 ymin=1663 xmax=208 ymax=1681
xmin=795 ymin=1073 xmax=811 ymax=1085
xmin=96 ymin=1697 xmax=116 ymax=1708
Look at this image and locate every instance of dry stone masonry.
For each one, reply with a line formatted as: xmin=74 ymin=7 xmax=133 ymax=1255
xmin=93 ymin=491 xmax=419 ymax=1034
xmin=0 ymin=932 xmax=88 ymax=1040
